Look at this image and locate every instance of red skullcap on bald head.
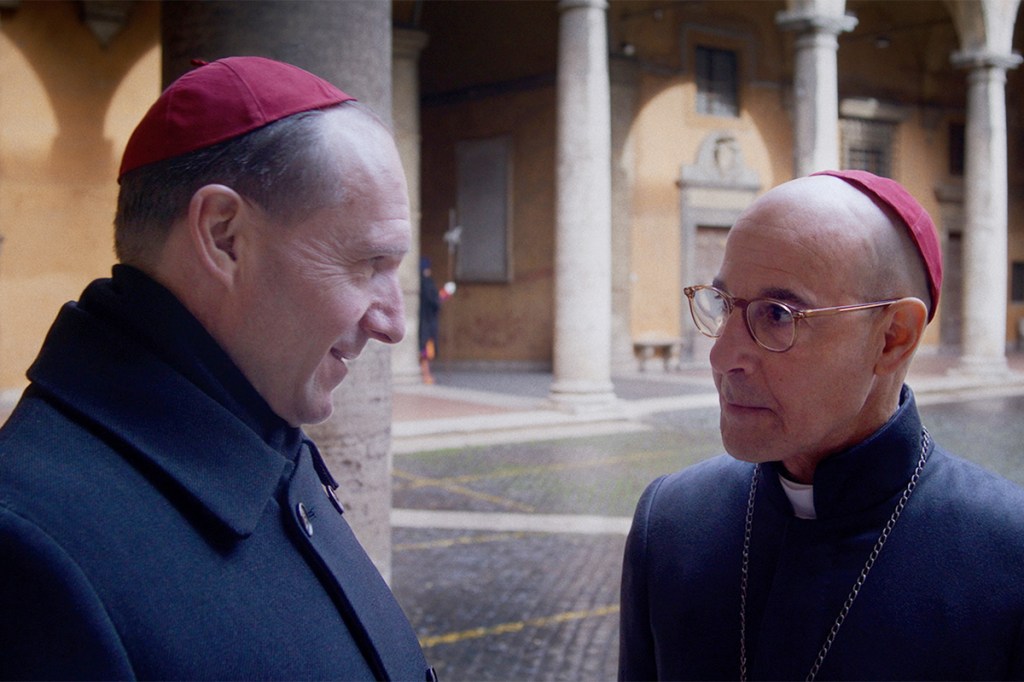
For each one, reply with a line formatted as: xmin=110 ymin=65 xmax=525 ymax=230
xmin=811 ymin=170 xmax=942 ymax=322
xmin=119 ymin=56 xmax=355 ymax=180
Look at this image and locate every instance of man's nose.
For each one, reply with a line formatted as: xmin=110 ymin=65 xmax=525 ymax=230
xmin=364 ymin=276 xmax=406 ymax=344
xmin=708 ymin=307 xmax=755 ymax=373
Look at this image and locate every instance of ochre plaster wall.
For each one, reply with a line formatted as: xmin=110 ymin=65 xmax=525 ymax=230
xmin=420 ymin=86 xmax=557 ymax=367
xmin=624 ymin=1 xmax=791 ymax=342
xmin=2 ymin=0 xmax=1020 ymax=380
xmin=0 ymin=1 xmax=159 ymax=392
xmin=896 ymin=111 xmax=950 ymax=349
xmin=628 ymin=74 xmax=794 ymax=341
xmin=620 ymin=0 xmax=1022 ymax=353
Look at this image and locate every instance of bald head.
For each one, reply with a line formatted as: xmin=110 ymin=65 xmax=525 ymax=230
xmin=812 ymin=170 xmax=941 ymax=317
xmin=732 ymin=175 xmax=932 ymax=314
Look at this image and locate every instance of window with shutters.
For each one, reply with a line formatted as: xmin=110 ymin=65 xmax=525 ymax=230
xmin=696 ymin=46 xmax=739 ymax=118
xmin=841 ymin=118 xmax=896 ymax=177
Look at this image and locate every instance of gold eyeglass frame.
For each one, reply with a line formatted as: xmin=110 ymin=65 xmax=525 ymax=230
xmin=683 ymin=284 xmax=900 ymax=352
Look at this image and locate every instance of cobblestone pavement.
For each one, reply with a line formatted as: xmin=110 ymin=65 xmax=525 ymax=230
xmin=390 ymin=366 xmax=1024 ymax=682
xmin=390 ymin=427 xmax=705 ymax=682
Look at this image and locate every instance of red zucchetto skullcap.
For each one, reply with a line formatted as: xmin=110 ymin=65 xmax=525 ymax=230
xmin=812 ymin=170 xmax=942 ymax=322
xmin=118 ymin=56 xmax=355 ymax=180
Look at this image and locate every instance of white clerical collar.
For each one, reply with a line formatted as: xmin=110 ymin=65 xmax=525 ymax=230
xmin=778 ymin=474 xmax=816 ymax=519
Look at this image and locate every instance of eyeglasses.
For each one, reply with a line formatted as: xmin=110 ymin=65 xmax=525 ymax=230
xmin=683 ymin=285 xmax=899 ymax=352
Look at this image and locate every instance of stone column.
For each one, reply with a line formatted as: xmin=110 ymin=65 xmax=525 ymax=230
xmin=163 ymin=0 xmax=398 ymax=580
xmin=550 ymin=0 xmax=616 ymax=409
xmin=392 ymin=28 xmax=429 ymax=386
xmin=952 ymin=49 xmax=1022 ymax=374
xmin=776 ymin=5 xmax=857 ymax=177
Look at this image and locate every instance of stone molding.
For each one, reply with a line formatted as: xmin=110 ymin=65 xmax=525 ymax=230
xmin=679 ymin=132 xmax=760 ymax=191
xmin=775 ymin=8 xmax=858 ymax=36
xmin=951 ymin=49 xmax=1023 ymax=72
xmin=557 ymin=0 xmax=608 ymax=12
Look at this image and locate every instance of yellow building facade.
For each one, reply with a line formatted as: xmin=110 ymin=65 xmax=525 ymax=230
xmin=1 ymin=0 xmax=1021 ymax=407
xmin=1 ymin=1 xmax=159 ymax=395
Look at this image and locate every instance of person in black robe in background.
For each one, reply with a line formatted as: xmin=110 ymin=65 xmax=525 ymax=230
xmin=418 ymin=256 xmax=453 ymax=384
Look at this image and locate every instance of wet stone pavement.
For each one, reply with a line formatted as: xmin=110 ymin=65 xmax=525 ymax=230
xmin=390 ymin=427 xmax=705 ymax=682
xmin=389 ymin=389 xmax=1024 ymax=682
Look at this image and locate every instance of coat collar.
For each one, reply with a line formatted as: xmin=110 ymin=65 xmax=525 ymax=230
xmin=26 ymin=272 xmax=296 ymax=538
xmin=767 ymin=385 xmax=929 ymax=520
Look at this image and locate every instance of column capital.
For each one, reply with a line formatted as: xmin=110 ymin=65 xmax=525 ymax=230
xmin=951 ymin=48 xmax=1023 ymax=72
xmin=558 ymin=0 xmax=608 ymax=13
xmin=775 ymin=9 xmax=857 ymax=36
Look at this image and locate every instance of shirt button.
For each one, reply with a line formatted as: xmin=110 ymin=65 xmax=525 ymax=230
xmin=296 ymin=502 xmax=313 ymax=537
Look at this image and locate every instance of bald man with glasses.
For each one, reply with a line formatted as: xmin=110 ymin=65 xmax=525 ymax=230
xmin=619 ymin=170 xmax=1024 ymax=681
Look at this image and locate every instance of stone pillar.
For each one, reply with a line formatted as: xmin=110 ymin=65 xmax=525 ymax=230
xmin=392 ymin=28 xmax=429 ymax=386
xmin=550 ymin=0 xmax=616 ymax=409
xmin=163 ymin=0 xmax=398 ymax=580
xmin=776 ymin=4 xmax=857 ymax=177
xmin=952 ymin=49 xmax=1022 ymax=374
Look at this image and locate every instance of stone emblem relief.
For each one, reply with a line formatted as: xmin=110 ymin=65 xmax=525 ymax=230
xmin=679 ymin=131 xmax=760 ymax=189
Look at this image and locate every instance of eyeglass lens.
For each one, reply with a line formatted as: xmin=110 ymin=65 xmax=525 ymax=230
xmin=689 ymin=287 xmax=796 ymax=352
xmin=746 ymin=300 xmax=795 ymax=351
xmin=691 ymin=287 xmax=728 ymax=336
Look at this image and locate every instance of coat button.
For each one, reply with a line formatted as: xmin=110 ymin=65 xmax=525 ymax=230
xmin=325 ymin=484 xmax=345 ymax=515
xmin=296 ymin=502 xmax=313 ymax=537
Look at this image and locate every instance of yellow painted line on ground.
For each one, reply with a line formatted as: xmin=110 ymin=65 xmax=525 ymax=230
xmin=393 ymin=468 xmax=536 ymax=513
xmin=393 ymin=531 xmax=526 ymax=552
xmin=419 ymin=604 xmax=621 ymax=649
xmin=396 ymin=450 xmax=672 ymax=491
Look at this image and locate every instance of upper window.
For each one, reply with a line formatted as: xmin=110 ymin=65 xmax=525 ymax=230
xmin=841 ymin=118 xmax=896 ymax=178
xmin=696 ymin=46 xmax=739 ymax=118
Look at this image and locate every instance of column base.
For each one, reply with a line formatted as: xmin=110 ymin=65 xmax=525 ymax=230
xmin=548 ymin=378 xmax=619 ymax=414
xmin=392 ymin=368 xmax=426 ymax=386
xmin=949 ymin=354 xmax=1010 ymax=379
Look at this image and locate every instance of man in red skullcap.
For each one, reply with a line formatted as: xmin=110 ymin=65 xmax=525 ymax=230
xmin=0 ymin=57 xmax=435 ymax=681
xmin=620 ymin=172 xmax=1024 ymax=680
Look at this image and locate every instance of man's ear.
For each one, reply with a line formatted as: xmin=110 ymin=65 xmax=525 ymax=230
xmin=875 ymin=297 xmax=928 ymax=376
xmin=186 ymin=184 xmax=246 ymax=287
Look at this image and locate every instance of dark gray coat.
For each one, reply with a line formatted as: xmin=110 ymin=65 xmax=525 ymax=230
xmin=0 ymin=267 xmax=432 ymax=681
xmin=620 ymin=388 xmax=1024 ymax=680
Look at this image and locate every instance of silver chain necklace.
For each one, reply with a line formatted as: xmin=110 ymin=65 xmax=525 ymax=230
xmin=739 ymin=428 xmax=930 ymax=682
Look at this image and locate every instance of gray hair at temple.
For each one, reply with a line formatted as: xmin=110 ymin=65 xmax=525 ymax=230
xmin=113 ymin=103 xmax=353 ymax=269
xmin=114 ymin=104 xmax=356 ymax=266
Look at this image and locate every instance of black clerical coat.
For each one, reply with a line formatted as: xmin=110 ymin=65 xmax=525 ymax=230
xmin=620 ymin=387 xmax=1024 ymax=680
xmin=0 ymin=267 xmax=432 ymax=681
